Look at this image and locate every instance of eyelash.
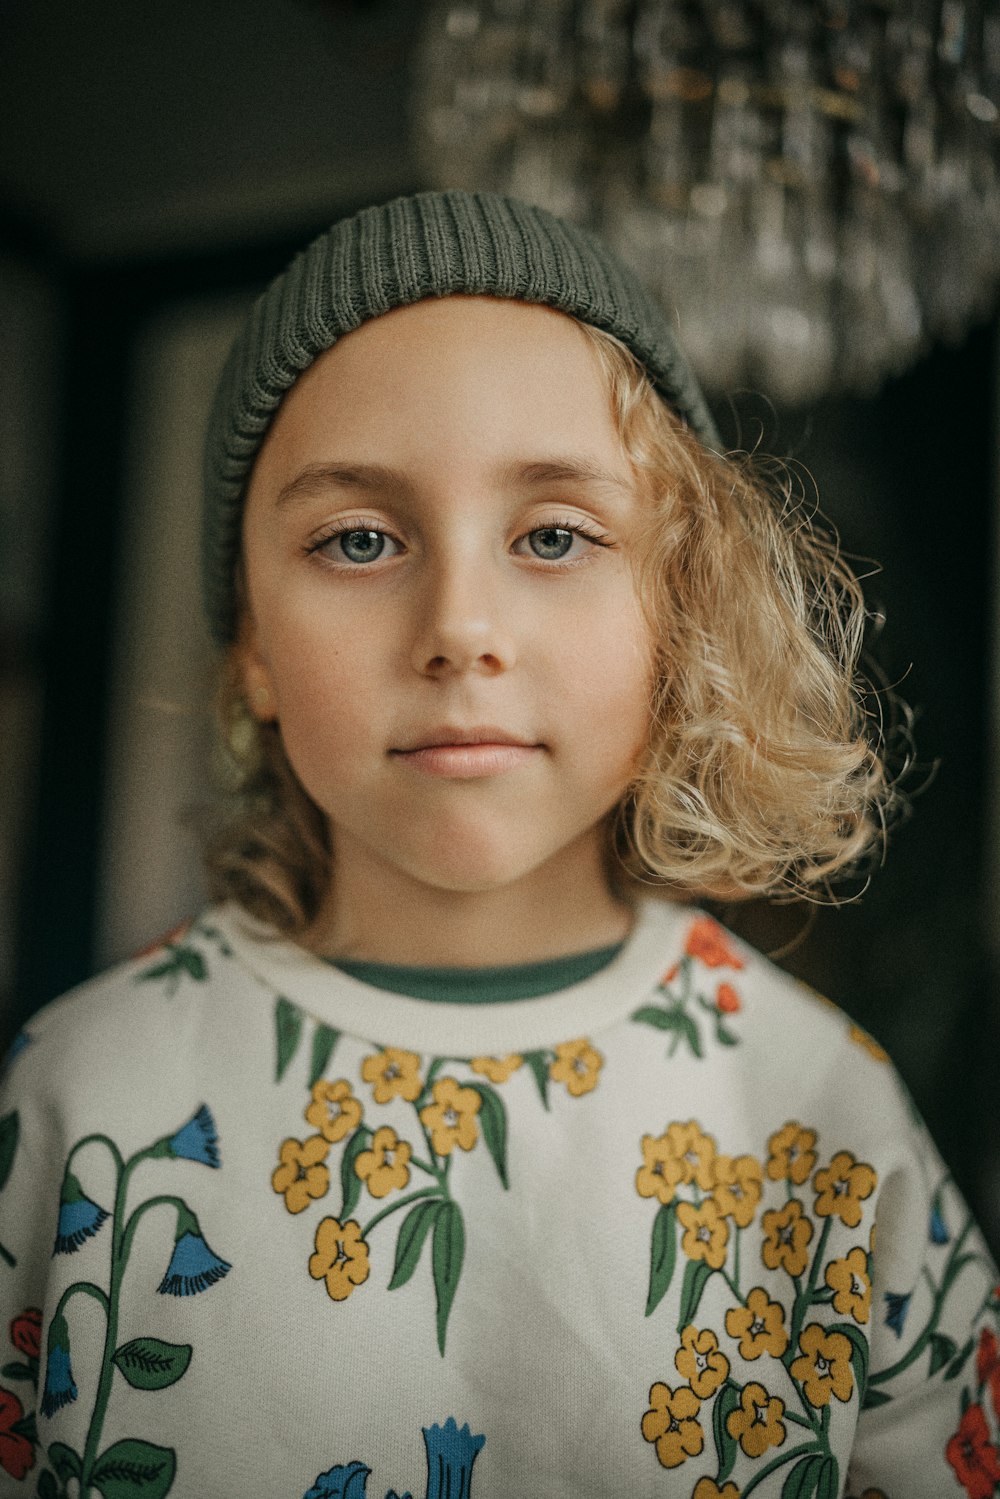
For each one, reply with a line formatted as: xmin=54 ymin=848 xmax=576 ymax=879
xmin=303 ymin=514 xmax=614 ymax=570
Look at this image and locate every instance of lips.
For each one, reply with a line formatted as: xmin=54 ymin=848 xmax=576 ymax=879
xmin=392 ymin=726 xmax=538 ymax=752
xmin=388 ymin=726 xmax=543 ymax=779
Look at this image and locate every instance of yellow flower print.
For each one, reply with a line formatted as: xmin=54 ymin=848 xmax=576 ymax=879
xmin=761 ymin=1200 xmax=813 ymax=1277
xmin=813 ymin=1152 xmax=877 ymax=1228
xmin=725 ymin=1287 xmax=789 ymax=1360
xmin=675 ymin=1325 xmax=730 ymax=1398
xmin=640 ymin=1382 xmax=704 ymax=1469
xmin=677 ymin=1199 xmax=730 ymax=1270
xmin=354 ymin=1126 xmax=412 ymax=1199
xmin=726 ymin=1382 xmax=786 ymax=1458
xmin=419 ymin=1077 xmax=481 ymax=1155
xmin=713 ymin=1154 xmax=763 ymax=1228
xmin=825 ymin=1247 xmax=872 ymax=1323
xmin=361 ymin=1047 xmax=423 ymax=1104
xmin=766 ymin=1122 xmax=817 ymax=1185
xmin=304 ymin=1079 xmax=362 ymax=1144
xmin=636 ymin=1132 xmax=688 ymax=1205
xmin=308 ymin=1216 xmax=370 ymax=1301
xmin=470 ymin=1054 xmax=523 ymax=1084
xmin=271 ymin=1135 xmax=331 ymax=1214
xmin=848 ymin=1024 xmax=889 ymax=1063
xmin=549 ymin=1038 xmax=603 ymax=1096
xmin=789 ymin=1323 xmax=855 ymax=1407
xmin=692 ymin=1482 xmax=740 ymax=1499
xmin=668 ymin=1120 xmax=719 ymax=1190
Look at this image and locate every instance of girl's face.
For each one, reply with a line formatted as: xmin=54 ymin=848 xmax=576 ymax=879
xmin=239 ymin=294 xmax=654 ymax=912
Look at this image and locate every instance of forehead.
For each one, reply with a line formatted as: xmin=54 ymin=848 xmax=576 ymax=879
xmin=253 ymin=293 xmax=627 ymax=475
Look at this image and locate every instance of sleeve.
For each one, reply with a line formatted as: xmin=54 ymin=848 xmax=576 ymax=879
xmin=0 ymin=1026 xmax=61 ymax=1491
xmin=846 ymin=1081 xmax=1000 ymax=1499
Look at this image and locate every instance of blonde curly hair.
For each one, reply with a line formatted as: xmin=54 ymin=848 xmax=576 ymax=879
xmin=201 ymin=317 xmax=902 ymax=932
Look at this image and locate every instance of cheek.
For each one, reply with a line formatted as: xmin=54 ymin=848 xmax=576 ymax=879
xmin=563 ymin=598 xmax=654 ymax=751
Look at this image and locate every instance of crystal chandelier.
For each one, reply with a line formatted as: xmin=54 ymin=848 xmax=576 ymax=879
xmin=411 ymin=1 xmax=1000 ymax=404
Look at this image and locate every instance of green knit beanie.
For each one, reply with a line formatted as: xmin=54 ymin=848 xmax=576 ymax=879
xmin=203 ymin=187 xmax=720 ymax=645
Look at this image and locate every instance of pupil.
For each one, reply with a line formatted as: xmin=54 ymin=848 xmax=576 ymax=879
xmin=341 ymin=530 xmax=384 ymax=563
xmin=531 ymin=527 xmax=572 ymax=559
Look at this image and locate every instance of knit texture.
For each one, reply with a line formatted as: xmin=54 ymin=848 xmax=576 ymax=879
xmin=202 ymin=189 xmax=721 ymax=644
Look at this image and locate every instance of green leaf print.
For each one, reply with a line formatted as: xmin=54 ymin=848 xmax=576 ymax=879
xmin=677 ymin=1257 xmax=713 ymax=1333
xmin=309 ymin=1025 xmax=341 ymax=1088
xmin=928 ymin=1330 xmax=958 ymax=1376
xmin=711 ymin=1381 xmax=740 ymax=1481
xmin=275 ymin=997 xmax=305 ymax=1081
xmin=829 ymin=1319 xmax=869 ymax=1404
xmin=38 ymin=1469 xmax=59 ymax=1499
xmin=0 ymin=1109 xmax=19 ymax=1190
xmin=522 ymin=1051 xmax=551 ymax=1109
xmin=113 ymin=1339 xmax=192 ymax=1392
xmin=1 ymin=1359 xmax=35 ymax=1381
xmin=631 ymin=1006 xmax=681 ymax=1032
xmin=816 ymin=1454 xmax=839 ymax=1499
xmin=467 ymin=1084 xmax=508 ymax=1189
xmin=90 ymin=1437 xmax=176 ymax=1498
xmin=340 ymin=1127 xmax=368 ymax=1220
xmin=861 ymin=1384 xmax=892 ymax=1409
xmin=945 ymin=1333 xmax=976 ymax=1380
xmin=781 ymin=1452 xmax=826 ymax=1498
xmin=0 ymin=1108 xmax=20 ymax=1265
xmin=645 ymin=1203 xmax=677 ymax=1317
xmin=432 ymin=1200 xmax=465 ymax=1355
xmin=48 ymin=1442 xmax=83 ymax=1481
xmin=388 ymin=1199 xmax=441 ymax=1291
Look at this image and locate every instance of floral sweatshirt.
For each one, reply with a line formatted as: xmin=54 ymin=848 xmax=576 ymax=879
xmin=0 ymin=898 xmax=997 ymax=1499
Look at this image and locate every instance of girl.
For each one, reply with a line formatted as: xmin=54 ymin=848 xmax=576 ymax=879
xmin=1 ymin=189 xmax=997 ymax=1499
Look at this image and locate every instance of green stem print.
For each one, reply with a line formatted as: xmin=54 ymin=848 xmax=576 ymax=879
xmin=631 ymin=917 xmax=746 ymax=1060
xmin=39 ymin=1105 xmax=231 ymax=1499
xmin=0 ymin=1108 xmax=21 ymax=1268
xmin=637 ymin=1117 xmax=879 ymax=1491
xmin=133 ymin=919 xmax=232 ymax=999
xmin=272 ymin=1031 xmax=603 ymax=1356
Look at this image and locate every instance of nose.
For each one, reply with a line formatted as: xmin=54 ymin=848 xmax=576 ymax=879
xmin=409 ymin=548 xmax=517 ymax=678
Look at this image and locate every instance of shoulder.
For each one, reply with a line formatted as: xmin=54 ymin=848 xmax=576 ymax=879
xmin=674 ymin=911 xmax=915 ymax=1143
xmin=3 ymin=911 xmax=254 ymax=1101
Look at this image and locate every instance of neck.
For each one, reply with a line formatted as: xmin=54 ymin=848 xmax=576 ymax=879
xmin=301 ymin=826 xmax=635 ymax=967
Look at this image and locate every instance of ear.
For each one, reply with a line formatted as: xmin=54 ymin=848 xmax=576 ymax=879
xmin=234 ymin=614 xmax=278 ymax=724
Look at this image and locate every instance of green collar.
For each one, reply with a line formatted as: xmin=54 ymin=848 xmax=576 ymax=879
xmin=326 ymin=940 xmax=625 ymax=1004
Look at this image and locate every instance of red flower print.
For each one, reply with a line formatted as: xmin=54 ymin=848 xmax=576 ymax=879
xmin=946 ymin=1403 xmax=1000 ymax=1499
xmin=0 ymin=1388 xmax=35 ymax=1481
xmin=684 ymin=919 xmax=745 ymax=971
xmin=9 ymin=1308 xmax=41 ymax=1360
xmin=132 ymin=918 xmax=192 ymax=960
xmin=977 ymin=1327 xmax=1000 ymax=1422
xmin=716 ymin=983 xmax=741 ymax=1014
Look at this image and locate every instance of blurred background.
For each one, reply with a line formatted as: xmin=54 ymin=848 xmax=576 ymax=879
xmin=1 ymin=0 xmax=998 ymax=1257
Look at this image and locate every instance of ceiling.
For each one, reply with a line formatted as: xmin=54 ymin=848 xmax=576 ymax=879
xmin=0 ymin=0 xmax=423 ymax=261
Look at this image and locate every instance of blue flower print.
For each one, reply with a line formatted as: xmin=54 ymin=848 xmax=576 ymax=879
xmin=929 ymin=1201 xmax=950 ymax=1244
xmin=303 ymin=1419 xmax=484 ymax=1499
xmin=53 ymin=1171 xmax=110 ymax=1253
xmin=1 ymin=1030 xmax=31 ymax=1078
xmin=159 ymin=1104 xmax=221 ymax=1167
xmin=884 ymin=1289 xmax=913 ymax=1337
xmin=423 ymin=1419 xmax=485 ymax=1499
xmin=40 ymin=1313 xmax=78 ymax=1417
xmin=305 ymin=1461 xmax=373 ymax=1499
xmin=158 ymin=1210 xmax=231 ymax=1296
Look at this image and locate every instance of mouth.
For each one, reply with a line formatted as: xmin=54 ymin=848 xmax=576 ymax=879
xmin=389 ymin=729 xmax=543 ymax=779
xmin=390 ymin=726 xmax=539 ymax=753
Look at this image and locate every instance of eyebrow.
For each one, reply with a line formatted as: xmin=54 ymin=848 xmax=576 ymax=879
xmin=275 ymin=457 xmax=632 ymax=508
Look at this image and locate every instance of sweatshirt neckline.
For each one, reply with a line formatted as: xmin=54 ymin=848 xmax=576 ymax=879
xmin=325 ymin=940 xmax=626 ymax=1003
xmin=208 ymin=897 xmax=694 ymax=1055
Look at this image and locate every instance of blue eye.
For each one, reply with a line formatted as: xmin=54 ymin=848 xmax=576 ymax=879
xmin=338 ymin=529 xmax=387 ymax=564
xmin=528 ymin=527 xmax=574 ymax=560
